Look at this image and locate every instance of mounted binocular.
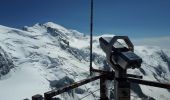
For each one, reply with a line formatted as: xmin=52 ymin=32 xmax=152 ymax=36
xmin=99 ymin=36 xmax=142 ymax=70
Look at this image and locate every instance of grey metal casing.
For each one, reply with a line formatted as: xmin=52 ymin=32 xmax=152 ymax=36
xmin=99 ymin=36 xmax=142 ymax=70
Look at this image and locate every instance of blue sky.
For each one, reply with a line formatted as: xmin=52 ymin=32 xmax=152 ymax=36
xmin=0 ymin=0 xmax=170 ymax=38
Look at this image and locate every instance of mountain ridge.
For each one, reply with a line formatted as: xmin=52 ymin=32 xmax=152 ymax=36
xmin=0 ymin=22 xmax=170 ymax=100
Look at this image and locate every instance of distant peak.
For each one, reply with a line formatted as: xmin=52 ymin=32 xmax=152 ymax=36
xmin=43 ymin=22 xmax=66 ymax=29
xmin=43 ymin=22 xmax=70 ymax=34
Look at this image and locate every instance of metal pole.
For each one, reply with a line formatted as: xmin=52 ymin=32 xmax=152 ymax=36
xmin=114 ymin=69 xmax=130 ymax=100
xmin=126 ymin=77 xmax=170 ymax=89
xmin=100 ymin=77 xmax=109 ymax=100
xmin=44 ymin=74 xmax=104 ymax=100
xmin=90 ymin=0 xmax=93 ymax=76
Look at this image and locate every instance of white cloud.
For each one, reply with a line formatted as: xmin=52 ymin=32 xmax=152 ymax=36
xmin=132 ymin=36 xmax=170 ymax=50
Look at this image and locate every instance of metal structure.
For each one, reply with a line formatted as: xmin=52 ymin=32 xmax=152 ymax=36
xmin=31 ymin=68 xmax=170 ymax=100
xmin=99 ymin=36 xmax=143 ymax=100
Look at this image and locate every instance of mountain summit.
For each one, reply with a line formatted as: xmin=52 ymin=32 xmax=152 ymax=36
xmin=0 ymin=22 xmax=170 ymax=100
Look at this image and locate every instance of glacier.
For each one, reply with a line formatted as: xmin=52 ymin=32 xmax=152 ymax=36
xmin=0 ymin=22 xmax=170 ymax=100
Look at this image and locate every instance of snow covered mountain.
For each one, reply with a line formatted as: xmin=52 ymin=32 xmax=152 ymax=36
xmin=0 ymin=22 xmax=170 ymax=100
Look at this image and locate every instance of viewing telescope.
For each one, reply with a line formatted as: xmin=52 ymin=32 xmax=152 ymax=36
xmin=99 ymin=36 xmax=143 ymax=100
xmin=99 ymin=36 xmax=142 ymax=70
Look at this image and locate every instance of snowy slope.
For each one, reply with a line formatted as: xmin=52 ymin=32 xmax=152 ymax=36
xmin=0 ymin=22 xmax=169 ymax=100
